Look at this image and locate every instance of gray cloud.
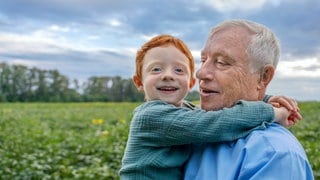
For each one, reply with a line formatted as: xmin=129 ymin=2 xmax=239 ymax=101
xmin=292 ymin=64 xmax=320 ymax=72
xmin=1 ymin=0 xmax=319 ymax=57
xmin=248 ymin=1 xmax=320 ymax=57
xmin=0 ymin=0 xmax=319 ymax=100
xmin=268 ymin=76 xmax=320 ymax=101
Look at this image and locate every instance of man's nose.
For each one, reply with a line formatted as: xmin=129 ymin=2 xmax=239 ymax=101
xmin=196 ymin=62 xmax=214 ymax=80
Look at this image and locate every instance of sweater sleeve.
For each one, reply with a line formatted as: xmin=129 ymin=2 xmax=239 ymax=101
xmin=131 ymin=100 xmax=274 ymax=146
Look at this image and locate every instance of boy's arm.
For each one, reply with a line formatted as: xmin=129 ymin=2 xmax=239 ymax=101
xmin=133 ymin=100 xmax=275 ymax=146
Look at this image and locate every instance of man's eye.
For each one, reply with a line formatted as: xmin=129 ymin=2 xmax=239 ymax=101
xmin=214 ymin=56 xmax=230 ymax=66
xmin=216 ymin=60 xmax=226 ymax=65
xmin=200 ymin=56 xmax=206 ymax=63
xmin=214 ymin=58 xmax=231 ymax=70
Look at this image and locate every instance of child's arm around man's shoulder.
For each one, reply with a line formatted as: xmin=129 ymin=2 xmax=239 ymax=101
xmin=131 ymin=100 xmax=275 ymax=147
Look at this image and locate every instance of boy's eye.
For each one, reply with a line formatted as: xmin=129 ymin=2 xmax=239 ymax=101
xmin=151 ymin=67 xmax=161 ymax=72
xmin=175 ymin=68 xmax=184 ymax=73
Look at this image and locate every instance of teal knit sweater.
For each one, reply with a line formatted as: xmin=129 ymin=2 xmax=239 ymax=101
xmin=119 ymin=100 xmax=274 ymax=180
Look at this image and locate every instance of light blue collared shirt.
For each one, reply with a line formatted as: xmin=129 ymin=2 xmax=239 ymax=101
xmin=184 ymin=123 xmax=314 ymax=180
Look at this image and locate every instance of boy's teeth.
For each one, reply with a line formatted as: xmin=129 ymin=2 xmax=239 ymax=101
xmin=158 ymin=87 xmax=177 ymax=91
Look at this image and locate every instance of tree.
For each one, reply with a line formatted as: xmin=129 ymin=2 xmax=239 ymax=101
xmin=0 ymin=63 xmax=146 ymax=102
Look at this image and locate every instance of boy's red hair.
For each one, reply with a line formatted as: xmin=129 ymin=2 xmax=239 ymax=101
xmin=134 ymin=34 xmax=195 ymax=82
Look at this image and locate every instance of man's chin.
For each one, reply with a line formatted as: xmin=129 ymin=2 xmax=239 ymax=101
xmin=200 ymin=102 xmax=223 ymax=111
xmin=200 ymin=95 xmax=223 ymax=109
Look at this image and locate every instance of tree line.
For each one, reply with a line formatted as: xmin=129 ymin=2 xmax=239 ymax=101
xmin=0 ymin=63 xmax=199 ymax=102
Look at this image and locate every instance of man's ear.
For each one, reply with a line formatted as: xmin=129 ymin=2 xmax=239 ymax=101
xmin=189 ymin=77 xmax=196 ymax=89
xmin=257 ymin=65 xmax=275 ymax=90
xmin=133 ymin=75 xmax=144 ymax=92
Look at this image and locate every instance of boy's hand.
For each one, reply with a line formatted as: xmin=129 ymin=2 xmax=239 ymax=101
xmin=273 ymin=107 xmax=291 ymax=127
xmin=268 ymin=95 xmax=298 ymax=111
xmin=269 ymin=96 xmax=302 ymax=127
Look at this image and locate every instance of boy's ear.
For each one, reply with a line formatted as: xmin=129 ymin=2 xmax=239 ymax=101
xmin=257 ymin=65 xmax=274 ymax=90
xmin=133 ymin=75 xmax=144 ymax=92
xmin=189 ymin=77 xmax=196 ymax=89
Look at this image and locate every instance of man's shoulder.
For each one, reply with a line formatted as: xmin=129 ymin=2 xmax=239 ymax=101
xmin=244 ymin=123 xmax=307 ymax=156
xmin=247 ymin=123 xmax=296 ymax=141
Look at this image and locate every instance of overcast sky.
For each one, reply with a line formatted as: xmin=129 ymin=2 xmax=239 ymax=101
xmin=0 ymin=0 xmax=319 ymax=101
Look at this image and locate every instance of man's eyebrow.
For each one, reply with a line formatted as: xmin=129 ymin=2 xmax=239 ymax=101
xmin=211 ymin=52 xmax=236 ymax=62
xmin=200 ymin=50 xmax=235 ymax=62
xmin=215 ymin=52 xmax=229 ymax=58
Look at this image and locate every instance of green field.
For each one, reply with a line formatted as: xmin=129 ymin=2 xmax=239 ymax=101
xmin=0 ymin=102 xmax=319 ymax=179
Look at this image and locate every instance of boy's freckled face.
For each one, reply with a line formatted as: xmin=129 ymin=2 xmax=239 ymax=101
xmin=140 ymin=45 xmax=193 ymax=106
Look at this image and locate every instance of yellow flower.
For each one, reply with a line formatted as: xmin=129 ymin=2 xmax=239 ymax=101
xmin=97 ymin=118 xmax=104 ymax=124
xmin=92 ymin=118 xmax=104 ymax=125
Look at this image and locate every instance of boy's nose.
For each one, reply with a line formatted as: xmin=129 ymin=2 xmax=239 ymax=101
xmin=162 ymin=70 xmax=174 ymax=81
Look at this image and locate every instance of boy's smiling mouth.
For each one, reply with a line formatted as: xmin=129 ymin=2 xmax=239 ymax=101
xmin=157 ymin=86 xmax=179 ymax=92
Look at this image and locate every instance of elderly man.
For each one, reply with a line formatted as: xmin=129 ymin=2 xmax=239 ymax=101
xmin=184 ymin=20 xmax=314 ymax=179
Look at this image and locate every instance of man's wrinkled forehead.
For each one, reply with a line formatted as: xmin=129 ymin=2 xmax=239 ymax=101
xmin=201 ymin=28 xmax=251 ymax=64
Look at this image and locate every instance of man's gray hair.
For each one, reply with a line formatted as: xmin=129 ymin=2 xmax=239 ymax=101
xmin=210 ymin=19 xmax=280 ymax=73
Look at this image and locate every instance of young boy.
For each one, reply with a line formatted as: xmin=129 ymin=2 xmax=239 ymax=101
xmin=119 ymin=35 xmax=300 ymax=179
